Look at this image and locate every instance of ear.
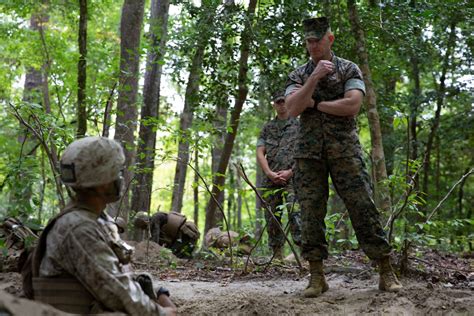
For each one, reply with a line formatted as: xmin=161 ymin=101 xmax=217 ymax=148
xmin=327 ymin=33 xmax=335 ymax=45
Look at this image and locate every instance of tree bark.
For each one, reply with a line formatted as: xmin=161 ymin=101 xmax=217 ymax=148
xmin=76 ymin=0 xmax=88 ymax=137
xmin=381 ymin=77 xmax=397 ymax=177
xmin=422 ymin=22 xmax=457 ymax=198
xmin=170 ymin=7 xmax=216 ymax=213
xmin=112 ymin=0 xmax=145 ymax=218
xmin=347 ymin=0 xmax=390 ymax=211
xmin=204 ymin=0 xmax=257 ymax=234
xmin=12 ymin=10 xmax=48 ymax=215
xmin=193 ymin=147 xmax=199 ymax=227
xmin=130 ymin=0 xmax=170 ymax=217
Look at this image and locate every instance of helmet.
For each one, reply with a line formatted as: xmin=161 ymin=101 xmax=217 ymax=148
xmin=134 ymin=211 xmax=149 ymax=229
xmin=60 ymin=136 xmax=125 ymax=188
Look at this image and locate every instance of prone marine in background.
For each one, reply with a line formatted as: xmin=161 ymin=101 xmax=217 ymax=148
xmin=134 ymin=211 xmax=200 ymax=259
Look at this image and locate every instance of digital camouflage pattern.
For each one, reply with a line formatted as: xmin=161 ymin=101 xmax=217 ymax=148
xmin=262 ymin=186 xmax=302 ymax=248
xmin=285 ymin=52 xmax=391 ymax=261
xmin=286 ymin=53 xmax=366 ymax=160
xmin=294 ymin=157 xmax=391 ymax=260
xmin=303 ymin=17 xmax=330 ymax=40
xmin=39 ymin=203 xmax=166 ymax=315
xmin=257 ymin=117 xmax=299 ymax=187
xmin=257 ymin=117 xmax=301 ymax=248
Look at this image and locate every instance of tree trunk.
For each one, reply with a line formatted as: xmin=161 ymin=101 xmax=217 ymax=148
xmin=458 ymin=168 xmax=469 ymax=215
xmin=255 ymin=155 xmax=263 ymax=238
xmin=13 ymin=9 xmax=47 ymax=214
xmin=112 ymin=0 xmax=145 ymax=218
xmin=170 ymin=7 xmax=217 ymax=214
xmin=193 ymin=147 xmax=199 ymax=227
xmin=210 ymin=101 xmax=228 ymax=224
xmin=76 ymin=0 xmax=88 ymax=137
xmin=236 ymin=164 xmax=242 ymax=229
xmin=130 ymin=0 xmax=170 ymax=217
xmin=435 ymin=135 xmax=440 ymax=200
xmin=347 ymin=0 xmax=390 ymax=211
xmin=422 ymin=22 xmax=457 ymax=199
xmin=381 ymin=77 xmax=397 ymax=176
xmin=204 ymin=0 xmax=258 ymax=234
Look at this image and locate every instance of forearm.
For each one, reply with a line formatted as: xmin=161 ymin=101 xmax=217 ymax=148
xmin=256 ymin=147 xmax=272 ymax=176
xmin=317 ymin=90 xmax=363 ymax=117
xmin=286 ymin=76 xmax=319 ymax=117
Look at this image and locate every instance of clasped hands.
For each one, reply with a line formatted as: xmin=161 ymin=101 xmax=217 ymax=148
xmin=268 ymin=169 xmax=293 ymax=185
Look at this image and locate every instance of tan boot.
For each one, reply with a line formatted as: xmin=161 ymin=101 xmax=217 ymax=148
xmin=378 ymin=256 xmax=403 ymax=292
xmin=303 ymin=260 xmax=329 ymax=298
xmin=273 ymin=247 xmax=283 ymax=260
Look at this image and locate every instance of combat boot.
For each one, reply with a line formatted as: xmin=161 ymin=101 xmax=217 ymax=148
xmin=378 ymin=256 xmax=403 ymax=292
xmin=303 ymin=260 xmax=329 ymax=298
xmin=272 ymin=247 xmax=283 ymax=260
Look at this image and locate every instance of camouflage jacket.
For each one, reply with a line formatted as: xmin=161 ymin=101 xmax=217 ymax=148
xmin=285 ymin=52 xmax=366 ymax=159
xmin=39 ymin=203 xmax=165 ymax=316
xmin=257 ymin=117 xmax=299 ymax=187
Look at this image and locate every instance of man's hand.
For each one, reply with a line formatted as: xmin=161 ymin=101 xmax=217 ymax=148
xmin=276 ymin=169 xmax=293 ymax=181
xmin=311 ymin=60 xmax=334 ymax=81
xmin=267 ymin=171 xmax=286 ymax=185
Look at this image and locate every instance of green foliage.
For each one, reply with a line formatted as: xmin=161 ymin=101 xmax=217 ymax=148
xmin=0 ymin=0 xmax=472 ymax=257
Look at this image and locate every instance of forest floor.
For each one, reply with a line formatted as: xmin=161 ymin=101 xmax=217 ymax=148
xmin=0 ymin=242 xmax=472 ymax=315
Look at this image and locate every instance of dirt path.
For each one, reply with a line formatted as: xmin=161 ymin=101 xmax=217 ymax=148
xmin=1 ymin=269 xmax=473 ymax=315
xmin=163 ymin=272 xmax=473 ymax=315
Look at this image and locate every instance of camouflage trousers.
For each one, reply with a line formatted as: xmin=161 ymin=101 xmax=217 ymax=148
xmin=262 ymin=185 xmax=302 ymax=249
xmin=294 ymin=156 xmax=391 ymax=261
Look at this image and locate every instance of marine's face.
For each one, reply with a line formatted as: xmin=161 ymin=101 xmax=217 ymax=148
xmin=272 ymin=99 xmax=287 ymax=115
xmin=306 ymin=33 xmax=334 ymax=61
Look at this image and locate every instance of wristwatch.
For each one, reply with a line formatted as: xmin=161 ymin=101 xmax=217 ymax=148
xmin=157 ymin=286 xmax=170 ymax=298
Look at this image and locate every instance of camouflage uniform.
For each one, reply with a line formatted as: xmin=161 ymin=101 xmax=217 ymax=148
xmin=257 ymin=117 xmax=302 ymax=249
xmin=39 ymin=202 xmax=166 ymax=315
xmin=285 ymin=53 xmax=391 ymax=261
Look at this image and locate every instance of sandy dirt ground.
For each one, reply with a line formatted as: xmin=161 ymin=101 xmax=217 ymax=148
xmin=165 ymin=272 xmax=473 ymax=315
xmin=1 ymin=267 xmax=472 ymax=315
xmin=1 ymin=243 xmax=472 ymax=315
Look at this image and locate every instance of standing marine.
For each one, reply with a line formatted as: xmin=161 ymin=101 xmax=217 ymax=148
xmin=285 ymin=17 xmax=402 ymax=297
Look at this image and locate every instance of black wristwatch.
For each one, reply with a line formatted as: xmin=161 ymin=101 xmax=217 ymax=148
xmin=157 ymin=286 xmax=170 ymax=298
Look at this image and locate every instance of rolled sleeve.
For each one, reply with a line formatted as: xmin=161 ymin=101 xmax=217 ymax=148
xmin=345 ymin=78 xmax=366 ymax=95
xmin=285 ymin=83 xmax=300 ymax=96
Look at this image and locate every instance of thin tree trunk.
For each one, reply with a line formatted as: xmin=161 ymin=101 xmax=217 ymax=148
xmin=171 ymin=7 xmax=217 ymax=214
xmin=422 ymin=22 xmax=457 ymax=198
xmin=204 ymin=0 xmax=258 ymax=234
xmin=211 ymin=102 xmax=228 ymax=224
xmin=193 ymin=147 xmax=199 ymax=227
xmin=113 ymin=0 xmax=145 ymax=218
xmin=435 ymin=135 xmax=440 ymax=200
xmin=347 ymin=0 xmax=390 ymax=211
xmin=77 ymin=0 xmax=88 ymax=137
xmin=458 ymin=168 xmax=469 ymax=215
xmin=13 ymin=9 xmax=46 ymax=213
xmin=255 ymin=158 xmax=263 ymax=237
xmin=381 ymin=77 xmax=397 ymax=176
xmin=102 ymin=82 xmax=116 ymax=138
xmin=236 ymin=163 xmax=243 ymax=229
xmin=409 ymin=0 xmax=421 ymax=192
xmin=131 ymin=0 xmax=170 ymax=217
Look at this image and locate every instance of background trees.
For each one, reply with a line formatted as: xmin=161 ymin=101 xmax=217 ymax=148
xmin=0 ymin=0 xmax=472 ymax=254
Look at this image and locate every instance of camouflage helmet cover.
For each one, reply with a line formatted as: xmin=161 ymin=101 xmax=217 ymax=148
xmin=60 ymin=136 xmax=125 ymax=188
xmin=303 ymin=17 xmax=330 ymax=40
xmin=271 ymin=90 xmax=285 ymax=102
